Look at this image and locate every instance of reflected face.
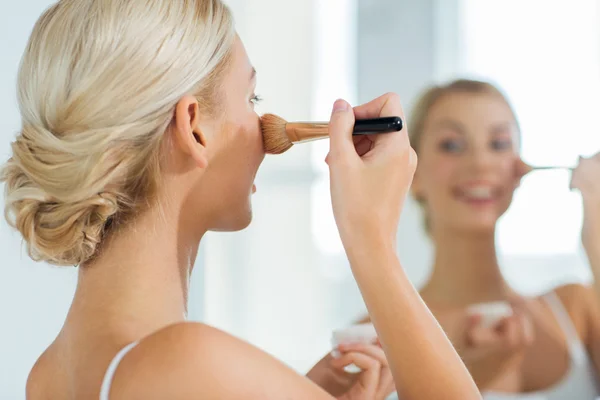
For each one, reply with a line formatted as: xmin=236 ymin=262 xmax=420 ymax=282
xmin=412 ymin=92 xmax=522 ymax=233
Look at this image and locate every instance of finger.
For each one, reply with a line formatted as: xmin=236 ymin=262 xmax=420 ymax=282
xmin=508 ymin=296 xmax=527 ymax=310
xmin=352 ymin=94 xmax=411 ymax=161
xmin=339 ymin=353 xmax=381 ymax=398
xmin=512 ymin=310 xmax=534 ymax=344
xmin=376 ymin=368 xmax=396 ymax=399
xmin=327 ymin=99 xmax=356 ymax=162
xmin=521 ymin=313 xmax=534 ymax=344
xmin=330 ymin=351 xmax=382 ymax=391
xmin=499 ymin=313 xmax=531 ymax=350
xmin=353 ymin=92 xmax=405 ymax=121
xmin=467 ymin=323 xmax=502 ymax=348
xmin=467 ymin=315 xmax=507 ymax=347
xmin=467 ymin=313 xmax=483 ymax=328
xmin=499 ymin=316 xmax=521 ymax=349
xmin=338 ymin=343 xmax=389 ymax=367
xmin=354 ymin=136 xmax=374 ymax=157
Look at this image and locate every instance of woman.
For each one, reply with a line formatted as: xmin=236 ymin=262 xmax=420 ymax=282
xmin=350 ymin=79 xmax=600 ymax=399
xmin=3 ymin=1 xmax=480 ymax=399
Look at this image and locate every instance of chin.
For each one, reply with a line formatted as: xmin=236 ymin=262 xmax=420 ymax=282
xmin=450 ymin=215 xmax=498 ymax=234
xmin=211 ymin=203 xmax=253 ymax=232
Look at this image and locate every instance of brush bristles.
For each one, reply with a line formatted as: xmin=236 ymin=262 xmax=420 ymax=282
xmin=260 ymin=113 xmax=293 ymax=154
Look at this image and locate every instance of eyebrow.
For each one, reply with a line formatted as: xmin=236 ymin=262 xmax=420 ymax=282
xmin=490 ymin=122 xmax=516 ymax=135
xmin=430 ymin=119 xmax=466 ymax=135
xmin=250 ymin=67 xmax=256 ymax=81
xmin=431 ymin=119 xmax=516 ymax=136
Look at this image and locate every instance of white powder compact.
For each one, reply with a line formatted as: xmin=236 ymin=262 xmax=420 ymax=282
xmin=466 ymin=301 xmax=514 ymax=328
xmin=331 ymin=323 xmax=378 ymax=373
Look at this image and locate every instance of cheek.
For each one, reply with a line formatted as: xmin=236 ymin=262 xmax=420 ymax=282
xmin=422 ymin=156 xmax=460 ymax=192
xmin=220 ymin=113 xmax=261 ymax=155
xmin=232 ymin=109 xmax=262 ymax=146
xmin=497 ymin=154 xmax=520 ymax=187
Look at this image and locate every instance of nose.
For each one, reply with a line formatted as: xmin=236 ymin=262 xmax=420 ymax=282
xmin=466 ymin=144 xmax=494 ymax=173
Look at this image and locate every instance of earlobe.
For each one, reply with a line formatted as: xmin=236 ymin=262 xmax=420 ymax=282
xmin=190 ymin=139 xmax=209 ymax=169
xmin=173 ymin=96 xmax=209 ymax=169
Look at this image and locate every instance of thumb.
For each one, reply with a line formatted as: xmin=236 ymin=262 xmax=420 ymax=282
xmin=327 ymin=99 xmax=356 ymax=162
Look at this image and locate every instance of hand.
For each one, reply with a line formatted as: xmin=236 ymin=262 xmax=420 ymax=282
xmin=571 ymin=153 xmax=600 ymax=249
xmin=330 ymin=343 xmax=395 ymax=400
xmin=458 ymin=304 xmax=533 ymax=389
xmin=326 ymin=94 xmax=417 ymax=250
xmin=307 ymin=351 xmax=353 ymax=397
xmin=307 ymin=341 xmax=384 ymax=397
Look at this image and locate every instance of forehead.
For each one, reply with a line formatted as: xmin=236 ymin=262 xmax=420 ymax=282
xmin=427 ymin=92 xmax=515 ymax=125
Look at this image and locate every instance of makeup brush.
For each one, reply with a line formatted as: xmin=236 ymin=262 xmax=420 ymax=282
xmin=529 ymin=165 xmax=574 ymax=171
xmin=260 ymin=113 xmax=403 ymax=155
xmin=516 ymin=161 xmax=574 ymax=179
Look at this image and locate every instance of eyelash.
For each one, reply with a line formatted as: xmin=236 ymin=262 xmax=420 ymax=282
xmin=439 ymin=139 xmax=464 ymax=153
xmin=491 ymin=139 xmax=513 ymax=151
xmin=250 ymin=94 xmax=263 ymax=105
xmin=438 ymin=138 xmax=513 ymax=153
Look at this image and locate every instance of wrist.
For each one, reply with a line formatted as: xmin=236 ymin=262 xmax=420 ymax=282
xmin=582 ymin=196 xmax=600 ymax=217
xmin=342 ymin=230 xmax=397 ymax=263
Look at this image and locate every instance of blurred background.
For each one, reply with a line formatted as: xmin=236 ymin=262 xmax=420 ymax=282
xmin=2 ymin=0 xmax=600 ymax=398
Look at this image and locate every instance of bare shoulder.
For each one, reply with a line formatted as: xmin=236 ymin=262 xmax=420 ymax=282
xmin=109 ymin=322 xmax=331 ymax=400
xmin=26 ymin=353 xmax=46 ymax=399
xmin=26 ymin=348 xmax=56 ymax=400
xmin=551 ymin=282 xmax=594 ymax=315
xmin=539 ymin=283 xmax=595 ymax=341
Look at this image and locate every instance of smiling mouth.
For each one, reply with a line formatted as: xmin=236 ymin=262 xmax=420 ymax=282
xmin=454 ymin=184 xmax=501 ymax=204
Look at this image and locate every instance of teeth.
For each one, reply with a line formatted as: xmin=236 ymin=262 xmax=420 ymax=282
xmin=464 ymin=186 xmax=493 ymax=199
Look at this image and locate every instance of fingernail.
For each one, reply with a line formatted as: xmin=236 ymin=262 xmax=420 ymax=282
xmin=332 ymin=99 xmax=349 ymax=113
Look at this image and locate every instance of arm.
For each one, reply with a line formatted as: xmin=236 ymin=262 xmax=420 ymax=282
xmin=569 ymin=153 xmax=600 ymax=372
xmin=552 ymin=284 xmax=600 ymax=375
xmin=109 ymin=323 xmax=340 ymax=400
xmin=582 ymin=203 xmax=600 ymax=301
xmin=350 ymin=245 xmax=479 ymax=399
xmin=327 ymin=94 xmax=480 ymax=400
xmin=108 ymin=323 xmax=393 ymax=400
xmin=572 ymin=154 xmax=600 ymax=297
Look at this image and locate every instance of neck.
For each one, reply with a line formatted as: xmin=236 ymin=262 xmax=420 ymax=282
xmin=421 ymin=224 xmax=514 ymax=306
xmin=67 ymin=200 xmax=206 ymax=341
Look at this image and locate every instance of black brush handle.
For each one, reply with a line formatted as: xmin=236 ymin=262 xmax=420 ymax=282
xmin=352 ymin=117 xmax=403 ymax=135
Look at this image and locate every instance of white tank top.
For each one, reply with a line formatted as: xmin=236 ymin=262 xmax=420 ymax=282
xmin=483 ymin=291 xmax=600 ymax=400
xmin=99 ymin=341 xmax=138 ymax=400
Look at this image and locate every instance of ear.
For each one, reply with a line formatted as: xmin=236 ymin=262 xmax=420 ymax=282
xmin=172 ymin=96 xmax=208 ymax=169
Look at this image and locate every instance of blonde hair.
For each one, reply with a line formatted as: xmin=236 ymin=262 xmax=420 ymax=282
xmin=408 ymin=79 xmax=520 ymax=232
xmin=1 ymin=0 xmax=235 ymax=266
